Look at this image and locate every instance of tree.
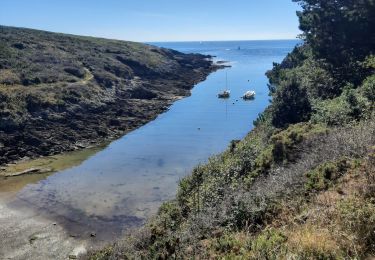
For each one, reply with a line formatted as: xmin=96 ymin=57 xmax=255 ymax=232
xmin=294 ymin=0 xmax=375 ymax=85
xmin=271 ymin=81 xmax=312 ymax=128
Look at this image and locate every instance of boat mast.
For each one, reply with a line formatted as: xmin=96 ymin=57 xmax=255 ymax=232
xmin=226 ymin=71 xmax=228 ymax=91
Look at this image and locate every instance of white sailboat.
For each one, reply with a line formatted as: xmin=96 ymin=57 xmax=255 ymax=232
xmin=218 ymin=72 xmax=230 ymax=98
xmin=242 ymin=90 xmax=256 ymax=100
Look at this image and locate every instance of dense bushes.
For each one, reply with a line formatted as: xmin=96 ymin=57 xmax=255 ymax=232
xmin=265 ymin=0 xmax=375 ymax=129
xmin=312 ymin=76 xmax=375 ymax=125
xmin=270 ymin=80 xmax=312 ymax=128
xmin=305 ymin=158 xmax=354 ymax=192
xmin=294 ymin=0 xmax=375 ymax=85
xmin=267 ymin=50 xmax=374 ymax=129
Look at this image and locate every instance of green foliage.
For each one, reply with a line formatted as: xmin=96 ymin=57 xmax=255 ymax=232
xmin=156 ymin=201 xmax=183 ymax=232
xmin=270 ymin=80 xmax=312 ymax=128
xmin=266 ymin=1 xmax=375 ymax=130
xmin=297 ymin=57 xmax=338 ymax=99
xmin=250 ymin=228 xmax=287 ymax=260
xmin=267 ymin=44 xmax=310 ymax=91
xmin=339 ymin=197 xmax=375 ymax=254
xmin=270 ymin=123 xmax=326 ymax=163
xmin=267 ymin=45 xmax=339 ymax=100
xmin=361 ymin=73 xmax=375 ymax=112
xmin=212 ymin=233 xmax=250 ymax=254
xmin=176 ymin=128 xmax=269 ymax=217
xmin=362 ymin=55 xmax=375 ymax=70
xmin=294 ymin=0 xmax=375 ymax=84
xmin=312 ymin=95 xmax=354 ymax=126
xmin=312 ymin=78 xmax=374 ymax=125
xmin=305 ymin=158 xmax=352 ymax=192
xmin=253 ymin=123 xmax=327 ymax=176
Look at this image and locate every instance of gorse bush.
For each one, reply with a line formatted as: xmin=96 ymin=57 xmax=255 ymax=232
xmin=250 ymin=228 xmax=287 ymax=259
xmin=305 ymin=158 xmax=353 ymax=192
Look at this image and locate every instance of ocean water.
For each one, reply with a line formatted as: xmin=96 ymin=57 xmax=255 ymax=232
xmin=5 ymin=40 xmax=299 ymax=241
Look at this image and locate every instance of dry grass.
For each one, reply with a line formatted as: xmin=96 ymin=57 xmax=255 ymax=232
xmin=272 ymin=150 xmax=375 ymax=259
xmin=0 ymin=69 xmax=20 ymax=85
xmin=287 ymin=226 xmax=343 ymax=259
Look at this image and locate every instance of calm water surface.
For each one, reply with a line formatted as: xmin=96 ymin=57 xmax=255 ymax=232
xmin=4 ymin=40 xmax=299 ymax=241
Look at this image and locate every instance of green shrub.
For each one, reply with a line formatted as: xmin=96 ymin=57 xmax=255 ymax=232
xmin=312 ymin=80 xmax=373 ymax=126
xmin=305 ymin=159 xmax=352 ymax=192
xmin=250 ymin=228 xmax=287 ymax=260
xmin=270 ymin=80 xmax=312 ymax=128
xmin=212 ymin=233 xmax=248 ymax=254
xmin=253 ymin=123 xmax=327 ymax=176
xmin=297 ymin=58 xmax=338 ymax=99
xmin=339 ymin=197 xmax=375 ymax=255
xmin=311 ymin=96 xmax=353 ymax=126
xmin=361 ymin=74 xmax=375 ymax=112
xmin=156 ymin=201 xmax=183 ymax=232
xmin=266 ymin=44 xmax=310 ymax=89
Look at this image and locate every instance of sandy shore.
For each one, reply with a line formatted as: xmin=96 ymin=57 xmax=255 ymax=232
xmin=0 ymin=199 xmax=90 ymax=260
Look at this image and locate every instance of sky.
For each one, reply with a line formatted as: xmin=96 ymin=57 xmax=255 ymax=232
xmin=0 ymin=0 xmax=301 ymax=42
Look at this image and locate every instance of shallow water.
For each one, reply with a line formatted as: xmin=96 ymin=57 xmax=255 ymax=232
xmin=3 ymin=40 xmax=299 ymax=241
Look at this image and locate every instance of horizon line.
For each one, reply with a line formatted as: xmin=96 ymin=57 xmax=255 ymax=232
xmin=0 ymin=24 xmax=300 ymax=44
xmin=146 ymin=38 xmax=300 ymax=44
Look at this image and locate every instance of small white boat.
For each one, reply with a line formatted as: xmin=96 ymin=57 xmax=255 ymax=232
xmin=242 ymin=90 xmax=255 ymax=100
xmin=218 ymin=71 xmax=230 ymax=99
xmin=218 ymin=90 xmax=230 ymax=98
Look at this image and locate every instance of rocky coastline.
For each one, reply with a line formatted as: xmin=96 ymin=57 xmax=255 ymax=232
xmin=0 ymin=26 xmax=224 ymax=167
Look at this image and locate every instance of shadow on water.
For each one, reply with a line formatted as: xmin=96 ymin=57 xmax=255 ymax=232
xmin=9 ymin=194 xmax=144 ymax=243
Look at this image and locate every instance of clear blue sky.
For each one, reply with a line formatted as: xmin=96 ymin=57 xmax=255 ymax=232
xmin=0 ymin=0 xmax=301 ymax=42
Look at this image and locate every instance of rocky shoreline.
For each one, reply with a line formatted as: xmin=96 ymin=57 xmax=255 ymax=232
xmin=0 ymin=26 xmax=225 ymax=167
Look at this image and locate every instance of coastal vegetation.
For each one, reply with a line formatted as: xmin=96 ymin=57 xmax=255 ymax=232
xmin=89 ymin=0 xmax=375 ymax=259
xmin=0 ymin=26 xmax=218 ymax=167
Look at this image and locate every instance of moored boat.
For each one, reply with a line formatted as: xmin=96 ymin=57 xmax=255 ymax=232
xmin=218 ymin=90 xmax=230 ymax=98
xmin=218 ymin=71 xmax=231 ymax=99
xmin=242 ymin=90 xmax=255 ymax=100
